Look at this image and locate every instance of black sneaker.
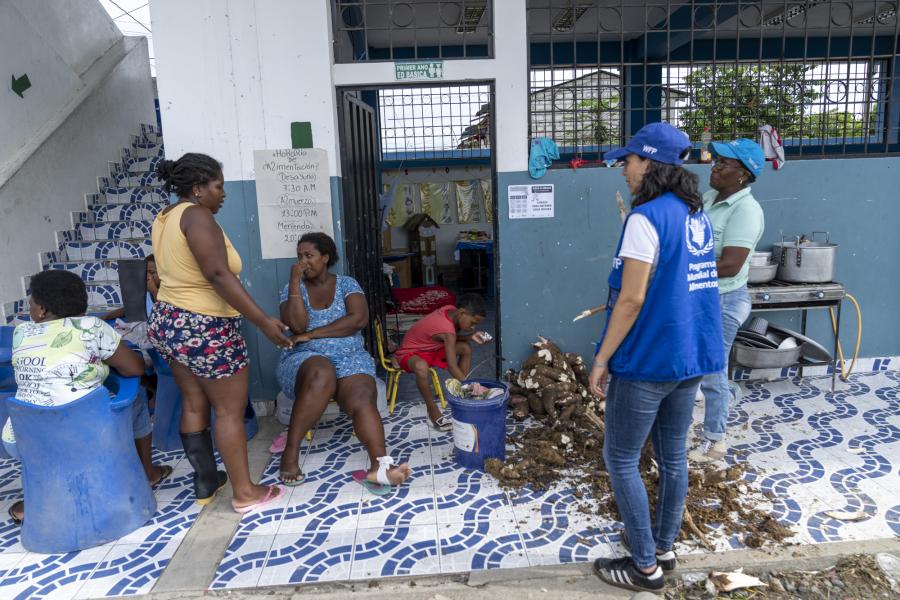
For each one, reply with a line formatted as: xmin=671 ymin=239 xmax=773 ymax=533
xmin=593 ymin=556 xmax=665 ymax=593
xmin=620 ymin=530 xmax=678 ymax=572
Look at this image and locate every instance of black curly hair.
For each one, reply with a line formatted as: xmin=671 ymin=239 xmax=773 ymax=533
xmin=157 ymin=153 xmax=223 ymax=199
xmin=298 ymin=233 xmax=339 ymax=267
xmin=632 ymin=160 xmax=703 ymax=214
xmin=30 ymin=270 xmax=87 ymax=318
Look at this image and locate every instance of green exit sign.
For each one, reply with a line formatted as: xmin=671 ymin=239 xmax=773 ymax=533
xmin=394 ymin=61 xmax=444 ymax=81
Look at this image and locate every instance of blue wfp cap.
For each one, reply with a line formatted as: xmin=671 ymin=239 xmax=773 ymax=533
xmin=604 ymin=122 xmax=692 ymax=166
xmin=710 ymin=138 xmax=765 ymax=178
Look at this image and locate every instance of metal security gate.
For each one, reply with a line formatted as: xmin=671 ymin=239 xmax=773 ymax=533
xmin=338 ymin=91 xmax=384 ymax=348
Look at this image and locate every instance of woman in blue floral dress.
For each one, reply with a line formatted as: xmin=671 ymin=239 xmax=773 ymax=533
xmin=276 ymin=233 xmax=411 ymax=489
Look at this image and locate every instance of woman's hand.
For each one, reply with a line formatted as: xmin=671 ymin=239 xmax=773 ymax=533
xmin=588 ymin=361 xmax=609 ymax=399
xmin=290 ymin=261 xmax=305 ymax=282
xmin=259 ymin=316 xmax=296 ymax=349
xmin=292 ymin=331 xmax=314 ymax=343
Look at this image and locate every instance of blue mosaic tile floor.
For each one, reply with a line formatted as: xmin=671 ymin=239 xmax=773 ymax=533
xmin=210 ymin=369 xmax=900 ymax=590
xmin=0 ymin=369 xmax=896 ymax=598
xmin=0 ymin=448 xmax=201 ymax=599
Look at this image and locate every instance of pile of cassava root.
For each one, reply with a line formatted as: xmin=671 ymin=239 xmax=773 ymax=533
xmin=490 ymin=336 xmax=794 ymax=549
xmin=505 ymin=336 xmax=605 ymax=424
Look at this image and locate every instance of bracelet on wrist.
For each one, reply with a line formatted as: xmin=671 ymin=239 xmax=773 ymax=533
xmin=593 ymin=359 xmax=607 ymax=367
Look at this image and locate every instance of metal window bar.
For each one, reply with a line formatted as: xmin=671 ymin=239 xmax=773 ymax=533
xmin=332 ymin=0 xmax=494 ymax=62
xmin=526 ymin=0 xmax=900 ymax=161
xmin=378 ymin=84 xmax=492 ymax=160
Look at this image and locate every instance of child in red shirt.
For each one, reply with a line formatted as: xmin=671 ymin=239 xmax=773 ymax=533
xmin=395 ymin=294 xmax=490 ymax=431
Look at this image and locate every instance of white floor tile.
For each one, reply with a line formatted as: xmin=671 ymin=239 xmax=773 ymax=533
xmin=351 ymin=525 xmax=440 ymax=579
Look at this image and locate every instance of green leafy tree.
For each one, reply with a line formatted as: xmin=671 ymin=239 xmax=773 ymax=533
xmin=677 ymin=64 xmax=826 ymax=140
xmin=559 ymin=95 xmax=621 ymax=147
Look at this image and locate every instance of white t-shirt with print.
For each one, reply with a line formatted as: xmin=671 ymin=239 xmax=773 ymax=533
xmin=2 ymin=316 xmax=121 ymax=444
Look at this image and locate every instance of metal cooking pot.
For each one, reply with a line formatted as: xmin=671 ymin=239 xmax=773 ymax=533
xmin=748 ymin=262 xmax=778 ymax=284
xmin=773 ymin=231 xmax=837 ymax=283
xmin=732 ymin=340 xmax=803 ymax=369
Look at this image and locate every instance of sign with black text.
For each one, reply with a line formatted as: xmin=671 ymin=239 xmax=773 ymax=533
xmin=254 ymin=148 xmax=333 ymax=259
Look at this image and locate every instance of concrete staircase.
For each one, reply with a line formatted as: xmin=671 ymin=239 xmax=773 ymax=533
xmin=2 ymin=124 xmax=166 ymax=323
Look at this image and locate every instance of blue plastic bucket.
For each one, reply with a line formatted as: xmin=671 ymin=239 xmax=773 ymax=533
xmin=445 ymin=379 xmax=509 ymax=470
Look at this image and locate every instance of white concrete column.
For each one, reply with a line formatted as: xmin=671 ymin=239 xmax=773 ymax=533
xmin=492 ymin=0 xmax=529 ymax=173
xmin=150 ymin=0 xmax=340 ymax=180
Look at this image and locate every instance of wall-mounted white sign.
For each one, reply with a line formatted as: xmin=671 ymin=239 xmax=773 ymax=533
xmin=254 ymin=148 xmax=333 ymax=259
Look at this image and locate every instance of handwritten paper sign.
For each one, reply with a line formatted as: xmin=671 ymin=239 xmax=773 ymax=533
xmin=254 ymin=148 xmax=333 ymax=259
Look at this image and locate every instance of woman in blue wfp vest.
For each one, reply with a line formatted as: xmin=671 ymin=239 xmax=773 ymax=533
xmin=589 ymin=123 xmax=724 ymax=594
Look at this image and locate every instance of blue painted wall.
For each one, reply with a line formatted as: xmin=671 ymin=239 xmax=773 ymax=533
xmin=498 ymin=157 xmax=900 ymax=369
xmin=214 ymin=158 xmax=899 ymax=397
xmin=217 ymin=177 xmax=344 ymax=399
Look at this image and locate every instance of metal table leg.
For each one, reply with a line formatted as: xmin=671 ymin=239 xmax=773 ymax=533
xmin=832 ymin=298 xmax=843 ymax=393
xmin=799 ymin=309 xmax=808 ymax=379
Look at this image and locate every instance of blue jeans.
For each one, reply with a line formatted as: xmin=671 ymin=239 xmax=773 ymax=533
xmin=700 ymin=286 xmax=752 ymax=441
xmin=603 ymin=375 xmax=701 ymax=569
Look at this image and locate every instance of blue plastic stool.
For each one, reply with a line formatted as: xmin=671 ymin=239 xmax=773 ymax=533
xmin=148 ymin=349 xmax=258 ymax=451
xmin=6 ymin=373 xmax=157 ymax=553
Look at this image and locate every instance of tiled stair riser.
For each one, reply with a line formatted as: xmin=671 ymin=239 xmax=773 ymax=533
xmin=74 ymin=221 xmax=152 ymax=241
xmin=90 ymin=203 xmax=168 ymax=223
xmin=63 ymin=240 xmax=152 ymax=262
xmin=100 ymin=189 xmax=167 ymax=206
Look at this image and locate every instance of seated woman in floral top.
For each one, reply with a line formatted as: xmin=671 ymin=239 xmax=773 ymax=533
xmin=2 ymin=270 xmax=167 ymax=524
xmin=275 ymin=233 xmax=410 ymax=491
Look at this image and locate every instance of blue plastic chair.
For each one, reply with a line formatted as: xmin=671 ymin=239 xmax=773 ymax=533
xmin=148 ymin=349 xmax=183 ymax=451
xmin=147 ymin=349 xmax=257 ymax=451
xmin=0 ymin=325 xmax=16 ymax=460
xmin=6 ymin=373 xmax=157 ymax=553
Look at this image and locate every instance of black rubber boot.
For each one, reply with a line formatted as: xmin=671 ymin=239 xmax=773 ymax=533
xmin=180 ymin=429 xmax=228 ymax=505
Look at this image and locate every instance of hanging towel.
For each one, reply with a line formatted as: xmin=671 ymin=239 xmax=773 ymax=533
xmin=758 ymin=125 xmax=785 ymax=170
xmin=529 ymin=138 xmax=560 ymax=179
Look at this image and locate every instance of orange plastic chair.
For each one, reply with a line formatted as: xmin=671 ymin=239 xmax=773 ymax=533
xmin=374 ymin=319 xmax=445 ymax=414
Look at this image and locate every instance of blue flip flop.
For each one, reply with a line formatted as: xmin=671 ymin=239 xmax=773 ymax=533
xmin=351 ymin=470 xmax=392 ymax=496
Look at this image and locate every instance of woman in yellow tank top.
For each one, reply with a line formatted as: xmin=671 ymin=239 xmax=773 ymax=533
xmin=147 ymin=153 xmax=296 ymax=513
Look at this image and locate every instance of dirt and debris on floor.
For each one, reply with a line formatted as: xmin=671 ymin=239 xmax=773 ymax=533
xmin=665 ymin=553 xmax=899 ymax=599
xmin=486 ymin=336 xmax=794 ymax=549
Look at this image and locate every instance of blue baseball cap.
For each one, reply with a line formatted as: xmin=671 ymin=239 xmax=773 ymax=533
xmin=710 ymin=138 xmax=765 ymax=178
xmin=604 ymin=122 xmax=692 ymax=166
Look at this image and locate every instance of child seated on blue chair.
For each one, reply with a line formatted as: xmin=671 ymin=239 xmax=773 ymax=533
xmin=3 ymin=270 xmax=171 ymax=524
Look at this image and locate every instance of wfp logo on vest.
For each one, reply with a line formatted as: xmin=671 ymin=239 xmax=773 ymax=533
xmin=684 ymin=213 xmax=715 ymax=257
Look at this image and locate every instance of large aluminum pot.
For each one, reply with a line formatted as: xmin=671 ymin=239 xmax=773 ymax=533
xmin=773 ymin=232 xmax=837 ymax=283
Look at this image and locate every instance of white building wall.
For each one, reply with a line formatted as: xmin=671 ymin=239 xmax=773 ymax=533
xmin=0 ymin=38 xmax=157 ymax=305
xmin=0 ymin=0 xmax=123 ymax=184
xmin=150 ymin=0 xmax=340 ymax=181
xmin=151 ymin=0 xmax=529 ymax=180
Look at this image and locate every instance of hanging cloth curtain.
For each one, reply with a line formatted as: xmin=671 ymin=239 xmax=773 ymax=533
xmin=479 ymin=179 xmax=492 ymax=224
xmin=455 ymin=180 xmax=480 ymax=224
xmin=420 ymin=182 xmax=453 ymax=224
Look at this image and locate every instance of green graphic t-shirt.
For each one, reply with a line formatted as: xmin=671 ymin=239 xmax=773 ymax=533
xmin=11 ymin=316 xmax=121 ymax=406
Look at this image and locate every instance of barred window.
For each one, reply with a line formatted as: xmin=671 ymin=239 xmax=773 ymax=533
xmin=663 ymin=60 xmax=887 ymax=151
xmin=530 ymin=68 xmax=622 ymax=154
xmin=332 ymin=1 xmax=493 ymax=63
xmin=378 ymin=84 xmax=492 ymax=160
xmin=526 ymin=0 xmax=900 ymax=160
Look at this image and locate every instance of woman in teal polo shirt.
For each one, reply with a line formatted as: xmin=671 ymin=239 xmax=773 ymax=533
xmin=690 ymin=139 xmax=766 ymax=463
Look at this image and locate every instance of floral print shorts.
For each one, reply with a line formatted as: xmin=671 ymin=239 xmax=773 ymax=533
xmin=147 ymin=301 xmax=248 ymax=379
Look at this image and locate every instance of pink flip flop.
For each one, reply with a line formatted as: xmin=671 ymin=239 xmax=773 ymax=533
xmin=269 ymin=431 xmax=288 ymax=454
xmin=232 ymin=485 xmax=284 ymax=514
